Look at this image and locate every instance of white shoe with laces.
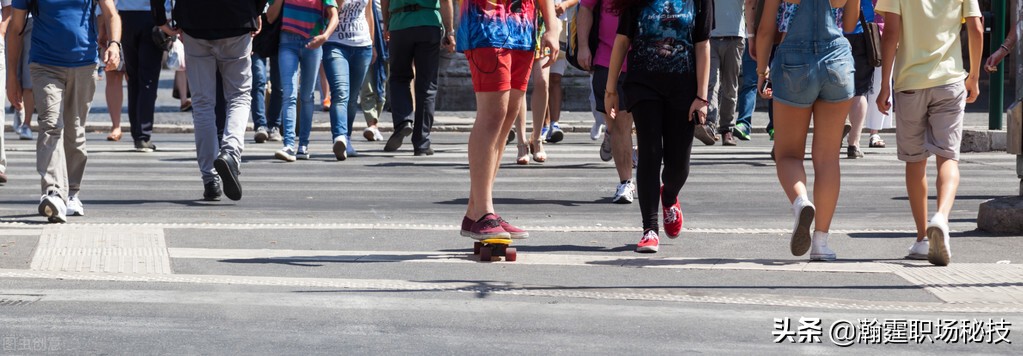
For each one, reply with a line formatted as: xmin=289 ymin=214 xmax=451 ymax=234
xmin=612 ymin=180 xmax=635 ymax=204
xmin=790 ymin=196 xmax=815 ymax=256
xmin=809 ymin=231 xmax=836 ymax=261
xmin=66 ymin=195 xmax=85 ymax=216
xmin=599 ymin=134 xmax=612 ymax=162
xmin=591 ymin=123 xmax=605 ymax=141
xmin=906 ymin=240 xmax=928 ymax=260
xmin=926 ymin=213 xmax=952 ymax=266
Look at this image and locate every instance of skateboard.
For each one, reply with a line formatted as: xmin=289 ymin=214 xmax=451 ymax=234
xmin=473 ymin=238 xmax=517 ymax=262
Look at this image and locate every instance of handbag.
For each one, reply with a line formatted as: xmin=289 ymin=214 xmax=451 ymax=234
xmin=166 ymin=39 xmax=186 ymax=71
xmin=859 ymin=13 xmax=882 ymax=67
xmin=252 ymin=14 xmax=283 ymax=58
xmin=566 ymin=0 xmax=601 ymax=71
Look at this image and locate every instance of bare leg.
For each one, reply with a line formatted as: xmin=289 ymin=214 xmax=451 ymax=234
xmin=772 ymin=102 xmax=813 ymax=203
xmin=809 ymin=99 xmax=854 ymax=232
xmin=548 ymin=73 xmax=563 ymax=124
xmin=175 ymin=71 xmax=191 ymax=108
xmin=319 ymin=64 xmax=330 ymax=106
xmin=529 ymin=57 xmax=550 ymax=143
xmin=935 ymin=156 xmax=960 ymax=222
xmin=22 ymin=89 xmax=35 ymax=127
xmin=611 ymin=111 xmax=634 ymax=181
xmin=105 ymin=71 xmax=124 ymax=138
xmin=847 ymin=96 xmax=866 ymax=148
xmin=467 ymin=90 xmax=526 ymax=219
xmin=905 ymin=160 xmax=929 ymax=241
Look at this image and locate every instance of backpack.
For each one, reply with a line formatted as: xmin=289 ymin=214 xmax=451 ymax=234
xmin=566 ymin=1 xmax=601 ymax=71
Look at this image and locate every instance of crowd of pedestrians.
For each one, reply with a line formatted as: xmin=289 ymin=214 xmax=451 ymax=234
xmin=0 ymin=0 xmax=1016 ymax=267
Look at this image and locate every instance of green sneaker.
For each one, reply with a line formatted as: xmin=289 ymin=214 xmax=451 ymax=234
xmin=733 ymin=123 xmax=751 ymax=141
xmin=768 ymin=128 xmax=775 ymax=141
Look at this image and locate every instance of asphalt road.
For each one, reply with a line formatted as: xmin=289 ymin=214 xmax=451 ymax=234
xmin=1 ymin=128 xmax=1021 ymax=354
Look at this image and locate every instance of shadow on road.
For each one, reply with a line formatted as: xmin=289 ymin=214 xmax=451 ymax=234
xmin=436 ymin=197 xmax=608 ymax=207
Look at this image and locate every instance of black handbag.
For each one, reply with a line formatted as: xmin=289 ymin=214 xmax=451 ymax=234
xmin=566 ymin=1 xmax=601 ymax=71
xmin=252 ymin=14 xmax=283 ymax=58
xmin=859 ymin=13 xmax=882 ymax=67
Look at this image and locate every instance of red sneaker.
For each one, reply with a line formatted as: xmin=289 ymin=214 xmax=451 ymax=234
xmin=495 ymin=215 xmax=529 ymax=239
xmin=460 ymin=216 xmax=473 ymax=237
xmin=661 ymin=186 xmax=683 ymax=238
xmin=636 ymin=230 xmax=659 ymax=253
xmin=468 ymin=214 xmax=511 ymax=240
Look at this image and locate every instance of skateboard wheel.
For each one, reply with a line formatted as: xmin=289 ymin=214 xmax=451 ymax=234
xmin=505 ymin=247 xmax=516 ymax=262
xmin=473 ymin=241 xmax=482 ymax=255
xmin=479 ymin=247 xmax=492 ymax=262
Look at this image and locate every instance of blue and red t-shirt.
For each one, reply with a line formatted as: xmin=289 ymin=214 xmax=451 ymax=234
xmin=455 ymin=0 xmax=536 ymax=52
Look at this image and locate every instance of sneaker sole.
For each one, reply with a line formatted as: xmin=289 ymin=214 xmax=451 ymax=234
xmin=733 ymin=128 xmax=751 ymax=141
xmin=136 ymin=148 xmax=155 ymax=153
xmin=790 ymin=205 xmax=815 ymax=256
xmin=469 ymin=231 xmax=511 ymax=240
xmin=384 ymin=126 xmax=413 ymax=152
xmin=926 ymin=225 xmax=950 ymax=266
xmin=67 ymin=208 xmax=84 ymax=216
xmin=363 ymin=130 xmax=376 ymax=141
xmin=274 ymin=152 xmax=296 ymax=162
xmin=612 ymin=195 xmax=633 ymax=204
xmin=548 ymin=130 xmax=564 ymax=143
xmin=333 ymin=141 xmax=348 ymax=161
xmin=298 ymin=154 xmax=311 ymax=160
xmin=810 ymin=253 xmax=836 ymax=261
xmin=507 ymin=232 xmax=529 ymax=239
xmin=39 ymin=200 xmax=67 ymax=223
xmin=905 ymin=252 xmax=928 ymax=260
xmin=214 ymin=157 xmax=243 ymax=201
xmin=635 ymin=245 xmax=659 ymax=253
xmin=254 ymin=132 xmax=269 ymax=143
xmin=694 ymin=127 xmax=716 ymax=146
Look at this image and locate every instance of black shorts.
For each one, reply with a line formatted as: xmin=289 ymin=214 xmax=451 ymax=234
xmin=845 ymin=33 xmax=876 ymax=97
xmin=592 ymin=66 xmax=628 ymax=113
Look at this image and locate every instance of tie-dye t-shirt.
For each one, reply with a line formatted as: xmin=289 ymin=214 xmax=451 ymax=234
xmin=455 ymin=0 xmax=537 ymax=52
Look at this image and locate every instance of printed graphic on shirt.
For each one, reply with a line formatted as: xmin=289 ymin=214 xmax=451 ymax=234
xmin=455 ymin=0 xmax=537 ymax=52
xmin=632 ymin=0 xmax=696 ymax=74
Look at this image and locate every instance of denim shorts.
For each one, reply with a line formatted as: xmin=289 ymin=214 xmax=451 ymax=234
xmin=770 ymin=41 xmax=855 ymax=108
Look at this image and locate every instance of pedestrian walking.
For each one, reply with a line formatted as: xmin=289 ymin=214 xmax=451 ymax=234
xmin=359 ymin=0 xmax=388 ymax=142
xmin=606 ymin=0 xmax=713 ymax=252
xmin=250 ymin=10 xmax=285 ymax=144
xmin=457 ymin=0 xmax=560 ymax=240
xmin=269 ymin=0 xmax=339 ymax=162
xmin=153 ymin=0 xmax=267 ymax=201
xmin=7 ymin=0 xmax=121 ymax=222
xmin=840 ymin=0 xmax=878 ymax=159
xmin=876 ymin=0 xmax=983 ymax=266
xmin=8 ymin=12 xmax=35 ymax=142
xmin=0 ymin=0 xmax=10 ymax=185
xmin=381 ymin=0 xmax=454 ymax=156
xmin=118 ymin=0 xmax=162 ymax=152
xmin=322 ymin=0 xmax=376 ymax=161
xmin=756 ymin=0 xmax=859 ymax=261
xmin=704 ymin=0 xmax=747 ymax=146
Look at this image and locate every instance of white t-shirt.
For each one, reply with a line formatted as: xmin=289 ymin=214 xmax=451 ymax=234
xmin=328 ymin=0 xmax=372 ymax=47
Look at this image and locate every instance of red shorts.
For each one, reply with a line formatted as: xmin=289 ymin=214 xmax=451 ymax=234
xmin=464 ymin=48 xmax=533 ymax=92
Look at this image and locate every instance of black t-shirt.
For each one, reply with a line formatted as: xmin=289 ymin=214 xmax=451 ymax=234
xmin=617 ymin=0 xmax=713 ymax=106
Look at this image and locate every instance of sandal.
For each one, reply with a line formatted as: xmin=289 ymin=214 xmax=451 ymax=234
xmin=868 ymin=134 xmax=886 ymax=148
xmin=530 ymin=140 xmax=547 ymax=163
xmin=180 ymin=99 xmax=192 ymax=112
xmin=516 ymin=143 xmax=529 ymax=165
xmin=847 ymin=145 xmax=864 ymax=159
xmin=107 ymin=129 xmax=122 ymax=142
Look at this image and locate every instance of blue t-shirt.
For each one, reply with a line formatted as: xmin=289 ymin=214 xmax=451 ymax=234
xmin=838 ymin=0 xmax=875 ymax=35
xmin=12 ymin=0 xmax=99 ymax=68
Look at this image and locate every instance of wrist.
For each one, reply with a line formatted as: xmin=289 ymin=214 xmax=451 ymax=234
xmin=107 ymin=40 xmax=121 ymax=49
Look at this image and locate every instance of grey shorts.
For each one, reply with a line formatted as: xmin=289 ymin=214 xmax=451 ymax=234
xmin=893 ymin=82 xmax=966 ymax=162
xmin=17 ymin=18 xmax=33 ymax=90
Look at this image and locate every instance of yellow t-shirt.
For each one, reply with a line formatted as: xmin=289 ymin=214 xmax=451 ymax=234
xmin=875 ymin=0 xmax=982 ymax=91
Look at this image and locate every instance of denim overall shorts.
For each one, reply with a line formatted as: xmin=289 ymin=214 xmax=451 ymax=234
xmin=770 ymin=0 xmax=855 ymax=108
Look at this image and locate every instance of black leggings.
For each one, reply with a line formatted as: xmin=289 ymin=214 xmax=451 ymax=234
xmin=631 ymin=98 xmax=696 ymax=232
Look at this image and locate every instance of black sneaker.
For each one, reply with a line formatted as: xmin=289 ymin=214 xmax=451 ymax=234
xmin=506 ymin=130 xmax=516 ymax=145
xmin=203 ymin=178 xmax=223 ymax=201
xmin=384 ymin=122 xmax=413 ymax=152
xmin=414 ymin=148 xmax=435 ymax=156
xmin=134 ymin=140 xmax=157 ymax=152
xmin=214 ymin=152 xmax=242 ymax=201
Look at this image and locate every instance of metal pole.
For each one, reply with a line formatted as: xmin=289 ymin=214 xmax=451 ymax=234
xmin=991 ymin=0 xmax=1007 ymax=130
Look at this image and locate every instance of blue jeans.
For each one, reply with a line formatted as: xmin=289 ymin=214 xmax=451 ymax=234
xmin=250 ymin=55 xmax=283 ymax=130
xmin=321 ymin=43 xmax=373 ymax=140
xmin=737 ymin=45 xmax=757 ymax=129
xmin=278 ymin=32 xmax=322 ymax=148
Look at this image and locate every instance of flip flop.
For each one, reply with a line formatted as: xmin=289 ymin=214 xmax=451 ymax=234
xmin=869 ymin=134 xmax=886 ymax=148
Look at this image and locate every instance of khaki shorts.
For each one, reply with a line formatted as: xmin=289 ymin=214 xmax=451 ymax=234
xmin=893 ymin=82 xmax=966 ymax=162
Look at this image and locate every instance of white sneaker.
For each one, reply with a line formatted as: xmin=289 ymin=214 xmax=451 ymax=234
xmin=274 ymin=147 xmax=297 ymax=162
xmin=38 ymin=194 xmax=67 ymax=223
xmin=632 ymin=146 xmax=638 ymax=168
xmin=599 ymin=134 xmax=613 ymax=162
xmin=790 ymin=196 xmax=815 ymax=256
xmin=363 ymin=127 xmax=383 ymax=142
xmin=906 ymin=240 xmax=928 ymax=260
xmin=66 ymin=195 xmax=85 ymax=216
xmin=612 ymin=180 xmax=635 ymax=204
xmin=332 ymin=136 xmax=349 ymax=161
xmin=18 ymin=124 xmax=33 ymax=140
xmin=809 ymin=231 xmax=837 ymax=261
xmin=346 ymin=141 xmax=359 ymax=157
xmin=590 ymin=123 xmax=605 ymax=141
xmin=926 ymin=213 xmax=952 ymax=266
xmin=296 ymin=145 xmax=310 ymax=160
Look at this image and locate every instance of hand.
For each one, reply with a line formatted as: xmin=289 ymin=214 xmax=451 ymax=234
xmin=577 ymin=47 xmax=592 ymax=72
xmin=442 ymin=34 xmax=456 ymax=54
xmin=876 ymin=84 xmax=892 ymax=115
xmin=306 ymin=35 xmax=327 ymax=49
xmin=604 ymin=91 xmax=619 ymax=122
xmin=160 ymin=24 xmax=182 ymax=37
xmin=756 ymin=73 xmax=773 ymax=99
xmin=965 ymin=75 xmax=980 ymax=104
xmin=985 ymin=47 xmax=1008 ymax=73
xmin=103 ymin=44 xmax=121 ymax=72
xmin=689 ymin=98 xmax=708 ymax=125
xmin=252 ymin=18 xmax=262 ymax=37
xmin=748 ymin=35 xmax=757 ymax=61
xmin=555 ymin=4 xmax=566 ymax=17
xmin=371 ymin=49 xmax=377 ymax=65
xmin=540 ymin=29 xmax=559 ymax=68
xmin=383 ymin=30 xmax=390 ymax=43
xmin=6 ymin=75 xmax=23 ymax=111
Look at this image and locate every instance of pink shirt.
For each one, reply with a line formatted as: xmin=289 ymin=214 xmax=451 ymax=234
xmin=581 ymin=0 xmax=627 ymax=71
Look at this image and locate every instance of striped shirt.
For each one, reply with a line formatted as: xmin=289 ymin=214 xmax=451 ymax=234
xmin=273 ymin=0 xmax=338 ymax=38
